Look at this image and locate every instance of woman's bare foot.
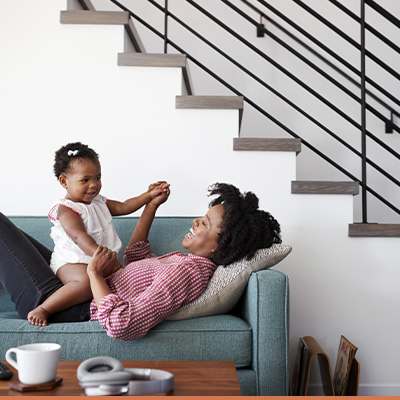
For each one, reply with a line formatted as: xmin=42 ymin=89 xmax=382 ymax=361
xmin=27 ymin=306 xmax=50 ymax=326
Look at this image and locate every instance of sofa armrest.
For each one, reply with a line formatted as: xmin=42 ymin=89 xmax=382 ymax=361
xmin=239 ymin=269 xmax=289 ymax=396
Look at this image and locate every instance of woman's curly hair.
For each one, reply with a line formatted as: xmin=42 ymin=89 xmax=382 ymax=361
xmin=53 ymin=142 xmax=99 ymax=178
xmin=208 ymin=183 xmax=281 ymax=265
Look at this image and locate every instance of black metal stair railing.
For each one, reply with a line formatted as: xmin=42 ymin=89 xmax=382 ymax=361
xmin=108 ymin=0 xmax=399 ymax=222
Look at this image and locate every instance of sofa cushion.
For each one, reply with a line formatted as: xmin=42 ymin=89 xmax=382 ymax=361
xmin=167 ymin=243 xmax=292 ymax=320
xmin=0 ymin=312 xmax=252 ymax=367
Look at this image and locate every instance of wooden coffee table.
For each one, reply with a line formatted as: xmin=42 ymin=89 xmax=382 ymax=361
xmin=0 ymin=360 xmax=241 ymax=396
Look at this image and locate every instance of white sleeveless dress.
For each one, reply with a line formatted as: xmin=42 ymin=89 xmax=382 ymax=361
xmin=48 ymin=194 xmax=122 ymax=274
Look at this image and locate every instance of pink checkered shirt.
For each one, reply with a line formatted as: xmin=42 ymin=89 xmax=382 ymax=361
xmin=90 ymin=241 xmax=217 ymax=341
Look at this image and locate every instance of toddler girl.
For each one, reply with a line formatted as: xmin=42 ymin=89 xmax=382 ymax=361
xmin=28 ymin=142 xmax=169 ymax=326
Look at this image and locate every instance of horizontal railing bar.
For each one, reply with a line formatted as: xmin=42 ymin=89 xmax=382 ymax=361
xmin=292 ymin=0 xmax=400 ymax=81
xmin=365 ymin=0 xmax=400 ymax=28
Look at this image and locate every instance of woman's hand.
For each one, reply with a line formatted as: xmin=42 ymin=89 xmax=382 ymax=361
xmin=87 ymin=246 xmax=119 ymax=307
xmin=87 ymin=246 xmax=121 ymax=278
xmin=149 ymin=182 xmax=170 ymax=207
xmin=126 ymin=183 xmax=170 ymax=247
xmin=147 ymin=181 xmax=170 ymax=203
xmin=147 ymin=181 xmax=168 ymax=192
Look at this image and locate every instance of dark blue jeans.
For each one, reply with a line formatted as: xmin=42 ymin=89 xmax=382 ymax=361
xmin=0 ymin=213 xmax=90 ymax=322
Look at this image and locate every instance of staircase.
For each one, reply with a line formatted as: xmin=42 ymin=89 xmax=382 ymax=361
xmin=62 ymin=0 xmax=400 ymax=238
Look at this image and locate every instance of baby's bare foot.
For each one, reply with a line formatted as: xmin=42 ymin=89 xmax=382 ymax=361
xmin=27 ymin=306 xmax=49 ymax=327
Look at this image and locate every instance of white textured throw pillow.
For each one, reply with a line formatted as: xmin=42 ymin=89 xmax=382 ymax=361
xmin=166 ymin=243 xmax=292 ymax=321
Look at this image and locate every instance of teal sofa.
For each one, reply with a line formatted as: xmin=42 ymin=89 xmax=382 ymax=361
xmin=0 ymin=216 xmax=289 ymax=396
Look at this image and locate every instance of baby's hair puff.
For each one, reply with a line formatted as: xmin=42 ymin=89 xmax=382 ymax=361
xmin=53 ymin=142 xmax=99 ymax=179
xmin=208 ymin=183 xmax=282 ymax=265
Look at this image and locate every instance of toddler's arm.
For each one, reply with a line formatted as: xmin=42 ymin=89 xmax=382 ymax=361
xmin=106 ymin=181 xmax=170 ymax=216
xmin=58 ymin=205 xmax=99 ymax=256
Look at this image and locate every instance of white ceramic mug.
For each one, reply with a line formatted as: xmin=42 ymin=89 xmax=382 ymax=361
xmin=5 ymin=343 xmax=60 ymax=385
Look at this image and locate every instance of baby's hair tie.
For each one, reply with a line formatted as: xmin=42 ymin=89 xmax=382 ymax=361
xmin=67 ymin=150 xmax=79 ymax=156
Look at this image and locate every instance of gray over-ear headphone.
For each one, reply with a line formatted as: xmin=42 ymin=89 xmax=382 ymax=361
xmin=77 ymin=356 xmax=174 ymax=396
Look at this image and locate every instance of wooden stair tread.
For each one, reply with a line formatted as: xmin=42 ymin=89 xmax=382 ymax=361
xmin=118 ymin=53 xmax=187 ymax=68
xmin=176 ymin=95 xmax=243 ymax=110
xmin=60 ymin=10 xmax=129 ymax=25
xmin=234 ymin=138 xmax=301 ymax=153
xmin=292 ymin=181 xmax=359 ymax=195
xmin=349 ymin=223 xmax=400 ymax=237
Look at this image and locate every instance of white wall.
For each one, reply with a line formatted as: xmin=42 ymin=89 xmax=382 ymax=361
xmin=1 ymin=0 xmax=400 ymax=395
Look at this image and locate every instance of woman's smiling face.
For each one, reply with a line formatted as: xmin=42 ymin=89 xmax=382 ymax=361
xmin=182 ymin=204 xmax=224 ymax=259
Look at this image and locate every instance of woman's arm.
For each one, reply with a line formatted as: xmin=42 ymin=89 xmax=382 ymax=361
xmin=127 ymin=184 xmax=170 ymax=247
xmin=87 ymin=246 xmax=121 ymax=307
xmin=88 ymin=185 xmax=170 ymax=308
xmin=57 ymin=206 xmax=98 ymax=256
xmin=127 ymin=202 xmax=158 ymax=247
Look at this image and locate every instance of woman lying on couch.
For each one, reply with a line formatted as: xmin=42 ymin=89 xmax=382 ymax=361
xmin=0 ymin=183 xmax=281 ymax=341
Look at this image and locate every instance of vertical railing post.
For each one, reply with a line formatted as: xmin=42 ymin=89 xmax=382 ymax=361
xmin=164 ymin=0 xmax=169 ymax=54
xmin=360 ymin=0 xmax=368 ymax=223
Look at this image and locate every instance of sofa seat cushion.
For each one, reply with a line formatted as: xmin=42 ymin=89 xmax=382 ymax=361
xmin=0 ymin=313 xmax=252 ymax=367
